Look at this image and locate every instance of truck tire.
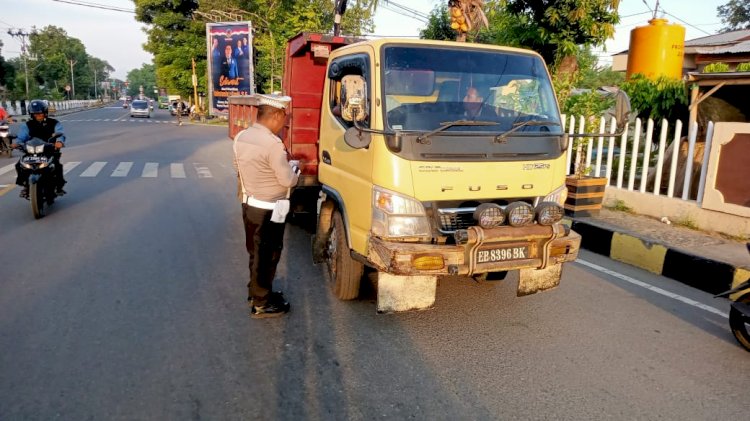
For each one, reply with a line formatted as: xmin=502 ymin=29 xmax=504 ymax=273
xmin=326 ymin=210 xmax=363 ymax=300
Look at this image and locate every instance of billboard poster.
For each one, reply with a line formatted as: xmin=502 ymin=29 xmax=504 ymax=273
xmin=206 ymin=22 xmax=254 ymax=115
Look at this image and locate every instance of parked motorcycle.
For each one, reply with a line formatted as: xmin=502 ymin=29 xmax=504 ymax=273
xmin=15 ymin=132 xmax=64 ymax=219
xmin=0 ymin=121 xmax=12 ymax=157
xmin=715 ymin=242 xmax=750 ymax=352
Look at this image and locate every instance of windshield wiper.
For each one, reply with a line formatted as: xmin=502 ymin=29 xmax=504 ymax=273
xmin=416 ymin=120 xmax=499 ymax=143
xmin=494 ymin=119 xmax=560 ymax=143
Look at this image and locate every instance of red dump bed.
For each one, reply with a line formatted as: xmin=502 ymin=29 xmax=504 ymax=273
xmin=228 ymin=32 xmax=360 ymax=184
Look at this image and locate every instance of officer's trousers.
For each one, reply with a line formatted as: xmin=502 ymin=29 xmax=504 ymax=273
xmin=242 ymin=203 xmax=287 ymax=306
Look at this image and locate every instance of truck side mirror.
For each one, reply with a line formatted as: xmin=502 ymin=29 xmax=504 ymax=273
xmin=344 ymin=126 xmax=371 ymax=149
xmin=340 ymin=75 xmax=368 ymax=122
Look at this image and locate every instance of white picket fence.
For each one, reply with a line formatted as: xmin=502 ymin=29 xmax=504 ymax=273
xmin=561 ymin=115 xmax=714 ymax=203
xmin=1 ymin=99 xmax=100 ymax=116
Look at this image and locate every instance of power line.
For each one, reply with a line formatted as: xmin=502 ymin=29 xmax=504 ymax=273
xmin=659 ymin=9 xmax=712 ymax=35
xmin=380 ymin=3 xmax=429 ymax=24
xmin=51 ymin=0 xmax=134 ymax=13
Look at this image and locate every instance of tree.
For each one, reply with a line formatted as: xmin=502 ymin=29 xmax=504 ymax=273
xmin=133 ymin=0 xmax=374 ymax=98
xmin=127 ymin=64 xmax=157 ymax=98
xmin=491 ymin=0 xmax=619 ymax=72
xmin=718 ymin=0 xmax=750 ymax=32
xmin=420 ymin=4 xmax=455 ymax=41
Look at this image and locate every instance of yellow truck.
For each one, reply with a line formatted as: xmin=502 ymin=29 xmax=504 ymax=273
xmin=229 ymin=33 xmax=627 ymax=312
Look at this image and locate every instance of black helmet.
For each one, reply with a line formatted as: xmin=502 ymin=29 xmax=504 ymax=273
xmin=28 ymin=99 xmax=48 ymax=116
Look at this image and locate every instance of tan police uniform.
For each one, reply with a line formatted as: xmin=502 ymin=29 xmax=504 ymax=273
xmin=234 ymin=94 xmax=299 ymax=309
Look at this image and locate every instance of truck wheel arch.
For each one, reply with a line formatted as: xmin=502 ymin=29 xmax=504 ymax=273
xmin=313 ymin=186 xmax=353 ymax=262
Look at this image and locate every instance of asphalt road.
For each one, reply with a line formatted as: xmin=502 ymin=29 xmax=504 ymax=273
xmin=1 ymin=104 xmax=748 ymax=420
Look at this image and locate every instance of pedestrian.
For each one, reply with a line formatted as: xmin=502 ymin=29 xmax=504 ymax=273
xmin=233 ymin=93 xmax=299 ymax=318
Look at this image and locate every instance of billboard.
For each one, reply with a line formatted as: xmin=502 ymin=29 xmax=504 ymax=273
xmin=206 ymin=22 xmax=255 ymax=115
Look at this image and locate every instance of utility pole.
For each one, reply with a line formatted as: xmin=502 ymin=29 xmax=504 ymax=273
xmin=192 ymin=57 xmax=200 ymax=114
xmin=69 ymin=59 xmax=77 ymax=99
xmin=7 ymin=28 xmax=33 ymax=100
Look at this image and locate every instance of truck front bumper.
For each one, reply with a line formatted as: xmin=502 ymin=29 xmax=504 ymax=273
xmin=367 ymin=223 xmax=580 ymax=278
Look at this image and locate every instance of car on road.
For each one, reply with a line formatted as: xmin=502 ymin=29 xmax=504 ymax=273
xmin=130 ymin=100 xmax=151 ymax=118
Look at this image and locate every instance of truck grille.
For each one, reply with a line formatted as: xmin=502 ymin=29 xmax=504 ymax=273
xmin=437 ymin=208 xmax=476 ymax=233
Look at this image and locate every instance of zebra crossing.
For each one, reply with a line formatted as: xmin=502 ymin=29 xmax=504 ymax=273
xmin=0 ymin=161 xmax=228 ymax=180
xmin=58 ymin=118 xmax=176 ymax=124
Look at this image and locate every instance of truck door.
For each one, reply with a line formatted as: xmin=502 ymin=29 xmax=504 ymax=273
xmin=319 ymin=51 xmax=375 ymax=254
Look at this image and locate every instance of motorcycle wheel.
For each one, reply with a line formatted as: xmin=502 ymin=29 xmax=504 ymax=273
xmin=30 ymin=183 xmax=45 ymax=219
xmin=728 ymin=293 xmax=750 ymax=352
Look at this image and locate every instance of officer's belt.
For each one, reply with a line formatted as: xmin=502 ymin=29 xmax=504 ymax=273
xmin=242 ymin=193 xmax=276 ymax=210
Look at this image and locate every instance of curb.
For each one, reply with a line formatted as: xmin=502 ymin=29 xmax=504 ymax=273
xmin=569 ymin=218 xmax=750 ymax=295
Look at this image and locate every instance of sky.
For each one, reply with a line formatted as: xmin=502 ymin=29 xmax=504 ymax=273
xmin=0 ymin=0 xmax=732 ymax=81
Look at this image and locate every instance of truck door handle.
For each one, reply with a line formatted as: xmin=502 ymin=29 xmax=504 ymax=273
xmin=322 ymin=150 xmax=331 ymax=165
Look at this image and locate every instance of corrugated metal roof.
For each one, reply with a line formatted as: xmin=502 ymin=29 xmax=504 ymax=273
xmin=687 ymin=40 xmax=750 ymax=54
xmin=685 ymin=30 xmax=750 ymax=47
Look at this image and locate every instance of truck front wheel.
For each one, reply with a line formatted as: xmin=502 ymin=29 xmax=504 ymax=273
xmin=326 ymin=210 xmax=363 ymax=300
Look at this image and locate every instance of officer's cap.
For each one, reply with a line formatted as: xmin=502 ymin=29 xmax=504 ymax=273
xmin=255 ymin=93 xmax=291 ymax=110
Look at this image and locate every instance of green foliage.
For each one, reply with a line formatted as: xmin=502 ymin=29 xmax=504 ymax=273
xmin=736 ymin=62 xmax=750 ymax=71
xmin=493 ymin=0 xmax=620 ymax=68
xmin=717 ymin=0 xmax=750 ymax=32
xmin=420 ymin=5 xmax=456 ymax=41
xmin=3 ymin=26 xmax=113 ymax=100
xmin=620 ymin=74 xmax=687 ymax=122
xmin=606 ymin=199 xmax=633 ymax=213
xmin=702 ymin=62 xmax=731 ymax=73
xmin=134 ymin=0 xmax=373 ymax=98
xmin=127 ymin=64 xmax=157 ymax=98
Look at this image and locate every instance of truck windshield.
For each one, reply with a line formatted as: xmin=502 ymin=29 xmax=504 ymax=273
xmin=382 ymin=45 xmax=562 ymax=135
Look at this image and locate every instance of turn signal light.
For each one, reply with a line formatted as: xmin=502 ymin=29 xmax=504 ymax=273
xmin=412 ymin=255 xmax=445 ymax=270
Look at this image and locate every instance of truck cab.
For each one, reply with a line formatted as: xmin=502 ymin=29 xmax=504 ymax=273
xmin=230 ymin=34 xmax=583 ymax=313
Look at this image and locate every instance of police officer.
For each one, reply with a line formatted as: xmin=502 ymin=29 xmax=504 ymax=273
xmin=11 ymin=99 xmax=67 ymax=198
xmin=234 ymin=93 xmax=299 ymax=318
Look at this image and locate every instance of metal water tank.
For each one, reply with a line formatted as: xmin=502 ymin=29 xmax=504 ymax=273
xmin=626 ymin=18 xmax=685 ymax=80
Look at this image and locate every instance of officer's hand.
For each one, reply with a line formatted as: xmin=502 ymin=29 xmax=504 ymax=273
xmin=54 ymin=141 xmax=64 ymax=149
xmin=10 ymin=143 xmax=18 ymax=149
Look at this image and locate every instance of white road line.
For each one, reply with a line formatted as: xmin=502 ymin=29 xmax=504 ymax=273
xmin=142 ymin=162 xmax=158 ymax=178
xmin=170 ymin=163 xmax=186 ymax=178
xmin=577 ymin=259 xmax=728 ymax=318
xmin=194 ymin=163 xmax=212 ymax=178
xmin=111 ymin=162 xmax=133 ymax=177
xmin=0 ymin=163 xmax=15 ymax=176
xmin=63 ymin=161 xmax=81 ymax=174
xmin=80 ymin=161 xmax=107 ymax=177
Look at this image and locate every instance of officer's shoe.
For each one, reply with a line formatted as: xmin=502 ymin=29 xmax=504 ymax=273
xmin=55 ymin=187 xmax=66 ymax=196
xmin=19 ymin=187 xmax=28 ymax=199
xmin=250 ymin=292 xmax=290 ymax=319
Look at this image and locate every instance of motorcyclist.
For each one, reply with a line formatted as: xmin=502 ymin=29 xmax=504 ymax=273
xmin=10 ymin=99 xmax=67 ymax=198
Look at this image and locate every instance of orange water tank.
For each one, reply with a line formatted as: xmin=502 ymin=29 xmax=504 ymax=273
xmin=626 ymin=18 xmax=685 ymax=80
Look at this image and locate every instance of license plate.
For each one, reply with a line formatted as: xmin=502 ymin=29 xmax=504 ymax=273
xmin=23 ymin=156 xmax=46 ymax=164
xmin=476 ymin=245 xmax=530 ymax=263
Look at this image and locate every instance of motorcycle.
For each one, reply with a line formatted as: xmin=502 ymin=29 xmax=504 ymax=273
xmin=715 ymin=242 xmax=750 ymax=352
xmin=0 ymin=121 xmax=12 ymax=157
xmin=15 ymin=132 xmax=64 ymax=219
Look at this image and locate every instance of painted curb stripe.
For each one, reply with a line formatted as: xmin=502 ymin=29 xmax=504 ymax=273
xmin=662 ymin=249 xmax=735 ymax=295
xmin=572 ymin=219 xmax=744 ymax=296
xmin=570 ymin=221 xmax=613 ymax=256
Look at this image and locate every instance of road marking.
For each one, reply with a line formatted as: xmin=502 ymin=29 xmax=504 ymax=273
xmin=0 ymin=163 xmax=15 ymax=176
xmin=142 ymin=162 xmax=158 ymax=178
xmin=194 ymin=163 xmax=212 ymax=178
xmin=63 ymin=161 xmax=81 ymax=174
xmin=170 ymin=163 xmax=186 ymax=178
xmin=111 ymin=162 xmax=133 ymax=177
xmin=80 ymin=161 xmax=107 ymax=177
xmin=0 ymin=184 xmax=14 ymax=197
xmin=577 ymin=259 xmax=728 ymax=318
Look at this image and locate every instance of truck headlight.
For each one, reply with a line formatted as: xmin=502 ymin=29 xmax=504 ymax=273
xmin=372 ymin=186 xmax=430 ymax=238
xmin=541 ymin=184 xmax=568 ymax=207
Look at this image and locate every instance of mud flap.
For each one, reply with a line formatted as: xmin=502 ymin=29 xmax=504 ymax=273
xmin=517 ymin=264 xmax=562 ymax=296
xmin=377 ymin=273 xmax=437 ymax=313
